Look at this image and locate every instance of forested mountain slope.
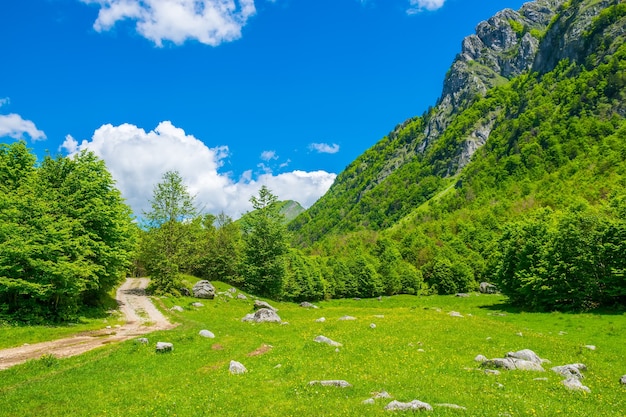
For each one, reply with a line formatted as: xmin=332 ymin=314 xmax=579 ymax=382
xmin=285 ymin=0 xmax=626 ymax=309
xmin=289 ymin=0 xmax=623 ymax=246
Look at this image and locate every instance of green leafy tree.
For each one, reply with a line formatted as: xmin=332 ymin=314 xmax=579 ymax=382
xmin=240 ymin=186 xmax=289 ymax=299
xmin=141 ymin=170 xmax=196 ymax=295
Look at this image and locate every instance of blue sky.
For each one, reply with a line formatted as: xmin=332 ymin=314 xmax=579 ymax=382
xmin=0 ymin=0 xmax=526 ymax=218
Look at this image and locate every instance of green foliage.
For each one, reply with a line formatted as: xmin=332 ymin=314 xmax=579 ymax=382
xmin=0 ymin=143 xmax=136 ymax=322
xmin=240 ymin=186 xmax=289 ymax=299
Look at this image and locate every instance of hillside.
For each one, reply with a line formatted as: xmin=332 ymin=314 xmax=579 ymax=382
xmin=285 ymin=0 xmax=626 ymax=308
xmin=289 ymin=0 xmax=624 ymax=245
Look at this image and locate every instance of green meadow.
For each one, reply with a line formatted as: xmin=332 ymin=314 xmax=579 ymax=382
xmin=1 ymin=282 xmax=625 ymax=416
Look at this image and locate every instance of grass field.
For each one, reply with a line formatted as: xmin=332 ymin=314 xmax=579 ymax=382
xmin=1 ymin=282 xmax=625 ymax=416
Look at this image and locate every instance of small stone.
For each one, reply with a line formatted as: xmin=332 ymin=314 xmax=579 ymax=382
xmin=254 ymin=300 xmax=277 ymax=311
xmin=562 ymin=378 xmax=590 ymax=392
xmin=228 ymin=287 xmax=236 ymax=293
xmin=338 ymin=315 xmax=356 ymax=321
xmin=372 ymin=391 xmax=392 ymax=399
xmin=583 ymin=345 xmax=596 ymax=351
xmin=314 ymin=335 xmax=342 ymax=347
xmin=620 ymin=375 xmax=626 ymax=385
xmin=533 ymin=378 xmax=549 ymax=381
xmin=370 ymin=323 xmax=376 ymax=329
xmin=435 ymin=404 xmax=467 ymax=410
xmin=475 ymin=355 xmax=488 ymax=363
xmin=455 ymin=293 xmax=470 ymax=298
xmin=449 ymin=311 xmax=464 ymax=318
xmin=309 ymin=380 xmax=352 ymax=388
xmin=199 ymin=330 xmax=215 ymax=338
xmin=156 ymin=342 xmax=173 ymax=353
xmin=417 ymin=349 xmax=425 ymax=353
xmin=274 ymin=364 xmax=282 ymax=369
xmin=191 ymin=302 xmax=204 ymax=307
xmin=106 ymin=326 xmax=111 ymax=329
xmin=516 ymin=332 xmax=523 ymax=337
xmin=551 ymin=364 xmax=586 ymax=380
xmin=484 ymin=369 xmax=501 ymax=375
xmin=486 ymin=337 xmax=493 ymax=341
xmin=373 ymin=315 xmax=385 ymax=318
xmin=362 ymin=398 xmax=375 ymax=405
xmin=237 ymin=293 xmax=247 ymax=300
xmin=170 ymin=305 xmax=184 ymax=312
xmin=229 ymin=360 xmax=247 ymax=375
xmin=136 ymin=338 xmax=149 ymax=344
xmin=315 ymin=317 xmax=326 ymax=322
xmin=384 ymin=400 xmax=433 ymax=412
xmin=558 ymin=331 xmax=567 ymax=335
xmin=300 ymin=302 xmax=318 ymax=309
xmin=219 ymin=291 xmax=233 ymax=299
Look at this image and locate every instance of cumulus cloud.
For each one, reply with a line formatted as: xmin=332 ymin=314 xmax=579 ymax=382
xmin=0 ymin=113 xmax=47 ymax=141
xmin=309 ymin=142 xmax=340 ymax=154
xmin=65 ymin=121 xmax=336 ymax=219
xmin=407 ymin=0 xmax=446 ymax=14
xmin=260 ymin=150 xmax=278 ymax=161
xmin=81 ymin=0 xmax=256 ymax=46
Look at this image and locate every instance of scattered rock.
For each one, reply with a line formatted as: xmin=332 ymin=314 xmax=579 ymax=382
xmin=377 ymin=296 xmax=383 ymax=301
xmin=475 ymin=355 xmax=488 ymax=363
xmin=372 ymin=391 xmax=393 ymax=399
xmin=242 ymin=308 xmax=282 ymax=323
xmin=456 ymin=293 xmax=470 ymax=298
xmin=558 ymin=331 xmax=567 ymax=335
xmin=620 ymin=375 xmax=626 ymax=385
xmin=300 ymin=302 xmax=318 ymax=309
xmin=516 ymin=332 xmax=523 ymax=337
xmin=562 ymin=378 xmax=590 ymax=393
xmin=274 ymin=364 xmax=282 ymax=369
xmin=487 ymin=313 xmax=507 ymax=317
xmin=309 ymin=380 xmax=352 ymax=388
xmin=191 ymin=302 xmax=204 ymax=307
xmin=338 ymin=315 xmax=356 ymax=321
xmin=417 ymin=349 xmax=425 ymax=353
xmin=170 ymin=305 xmax=184 ymax=312
xmin=384 ymin=400 xmax=433 ymax=412
xmin=179 ymin=287 xmax=191 ymax=296
xmin=315 ymin=317 xmax=326 ymax=323
xmin=229 ymin=360 xmax=247 ymax=375
xmin=551 ymin=364 xmax=586 ymax=380
xmin=484 ymin=369 xmax=501 ymax=376
xmin=482 ymin=357 xmax=544 ymax=371
xmin=156 ymin=342 xmax=173 ymax=353
xmin=362 ymin=398 xmax=375 ymax=405
xmin=479 ymin=282 xmax=498 ymax=294
xmin=228 ymin=287 xmax=237 ymax=293
xmin=583 ymin=345 xmax=596 ymax=351
xmin=506 ymin=349 xmax=547 ymax=365
xmin=533 ymin=378 xmax=549 ymax=381
xmin=370 ymin=323 xmax=376 ymax=329
xmin=435 ymin=404 xmax=467 ymax=410
xmin=314 ymin=335 xmax=342 ymax=347
xmin=254 ymin=300 xmax=277 ymax=311
xmin=136 ymin=338 xmax=149 ymax=344
xmin=199 ymin=330 xmax=215 ymax=338
xmin=237 ymin=293 xmax=248 ymax=300
xmin=219 ymin=291 xmax=233 ymax=299
xmin=192 ymin=280 xmax=216 ymax=299
xmin=449 ymin=311 xmax=464 ymax=318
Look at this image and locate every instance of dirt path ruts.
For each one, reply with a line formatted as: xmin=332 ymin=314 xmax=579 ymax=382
xmin=0 ymin=278 xmax=177 ymax=370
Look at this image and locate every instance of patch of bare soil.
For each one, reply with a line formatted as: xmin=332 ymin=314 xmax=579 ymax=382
xmin=0 ymin=278 xmax=177 ymax=370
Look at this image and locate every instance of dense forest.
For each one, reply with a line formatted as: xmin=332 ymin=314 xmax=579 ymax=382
xmin=1 ymin=0 xmax=625 ymax=323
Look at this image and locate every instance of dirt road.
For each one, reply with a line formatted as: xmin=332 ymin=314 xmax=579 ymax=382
xmin=0 ymin=278 xmax=177 ymax=370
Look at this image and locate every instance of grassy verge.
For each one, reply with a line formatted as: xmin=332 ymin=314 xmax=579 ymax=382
xmin=0 ymin=283 xmax=624 ymax=416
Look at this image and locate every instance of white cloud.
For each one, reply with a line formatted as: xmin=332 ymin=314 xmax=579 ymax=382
xmin=260 ymin=150 xmax=278 ymax=161
xmin=0 ymin=113 xmax=47 ymax=141
xmin=66 ymin=121 xmax=336 ymax=219
xmin=407 ymin=0 xmax=446 ymax=14
xmin=81 ymin=0 xmax=256 ymax=47
xmin=309 ymin=142 xmax=340 ymax=154
xmin=0 ymin=98 xmax=10 ymax=108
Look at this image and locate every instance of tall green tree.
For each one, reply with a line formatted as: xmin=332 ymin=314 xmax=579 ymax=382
xmin=240 ymin=186 xmax=289 ymax=299
xmin=141 ymin=170 xmax=197 ymax=295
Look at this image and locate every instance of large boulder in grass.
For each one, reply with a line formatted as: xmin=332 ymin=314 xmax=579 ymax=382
xmin=192 ymin=280 xmax=215 ymax=299
xmin=384 ymin=400 xmax=433 ymax=412
xmin=156 ymin=342 xmax=173 ymax=353
xmin=254 ymin=300 xmax=277 ymax=311
xmin=479 ymin=282 xmax=498 ymax=294
xmin=242 ymin=308 xmax=282 ymax=323
xmin=506 ymin=349 xmax=548 ymax=365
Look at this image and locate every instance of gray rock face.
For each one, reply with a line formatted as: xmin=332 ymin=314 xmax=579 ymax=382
xmin=384 ymin=400 xmax=433 ymax=412
xmin=562 ymin=378 xmax=591 ymax=393
xmin=156 ymin=342 xmax=173 ymax=353
xmin=314 ymin=335 xmax=342 ymax=347
xmin=192 ymin=280 xmax=215 ymax=299
xmin=300 ymin=302 xmax=318 ymax=309
xmin=479 ymin=282 xmax=498 ymax=294
xmin=551 ymin=364 xmax=586 ymax=380
xmin=309 ymin=380 xmax=352 ymax=388
xmin=254 ymin=300 xmax=277 ymax=311
xmin=242 ymin=308 xmax=282 ymax=323
xmin=199 ymin=329 xmax=215 ymax=338
xmin=229 ymin=360 xmax=247 ymax=375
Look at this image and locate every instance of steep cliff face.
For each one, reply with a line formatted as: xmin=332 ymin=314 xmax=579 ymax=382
xmin=290 ymin=0 xmax=626 ymax=246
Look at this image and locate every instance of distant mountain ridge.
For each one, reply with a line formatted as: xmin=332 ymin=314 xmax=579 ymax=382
xmin=289 ymin=0 xmax=626 ymax=246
